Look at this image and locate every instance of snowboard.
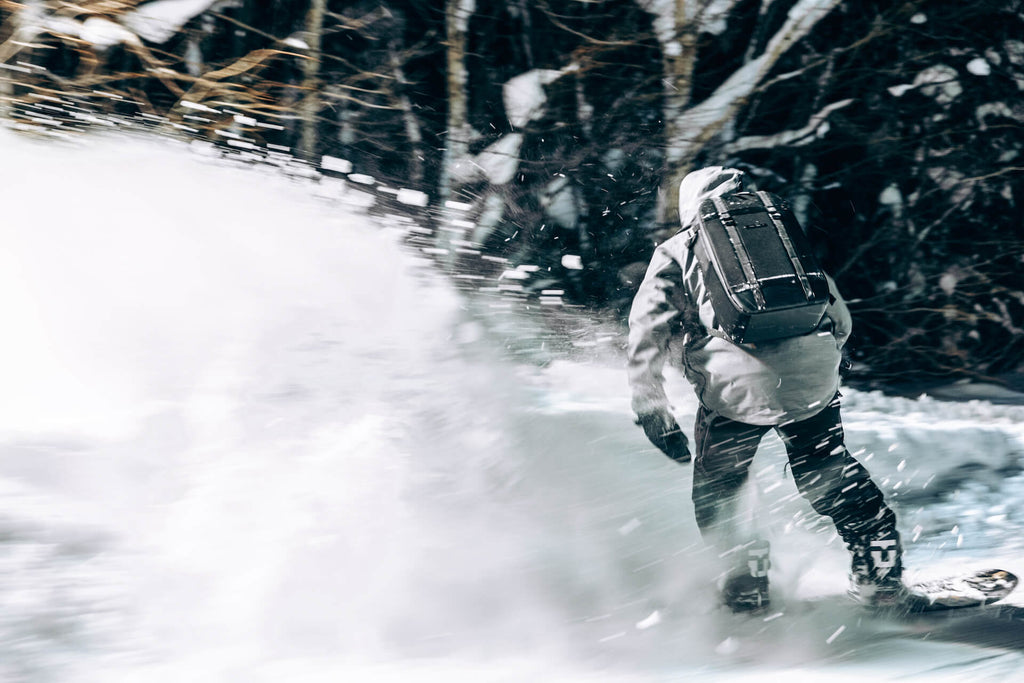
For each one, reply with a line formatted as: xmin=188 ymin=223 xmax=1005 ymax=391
xmin=897 ymin=568 xmax=1018 ymax=614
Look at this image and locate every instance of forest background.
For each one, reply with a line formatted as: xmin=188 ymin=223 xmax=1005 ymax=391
xmin=1 ymin=0 xmax=1022 ymax=387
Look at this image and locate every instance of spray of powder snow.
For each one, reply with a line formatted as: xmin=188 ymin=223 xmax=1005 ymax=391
xmin=0 ymin=131 xmax=717 ymax=681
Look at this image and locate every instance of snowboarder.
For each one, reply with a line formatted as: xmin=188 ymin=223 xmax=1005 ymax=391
xmin=627 ymin=166 xmax=904 ymax=612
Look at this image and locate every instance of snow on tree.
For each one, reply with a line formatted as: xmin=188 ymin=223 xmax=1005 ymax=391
xmin=641 ymin=0 xmax=845 ymax=223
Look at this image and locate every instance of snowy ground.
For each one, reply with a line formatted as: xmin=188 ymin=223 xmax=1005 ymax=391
xmin=2 ymin=130 xmax=1024 ymax=682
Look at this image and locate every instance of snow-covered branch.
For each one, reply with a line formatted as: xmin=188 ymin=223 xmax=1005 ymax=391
xmin=720 ymin=98 xmax=854 ymax=153
xmin=673 ymin=0 xmax=844 ymax=159
xmin=120 ymin=0 xmax=228 ymax=45
xmin=655 ymin=0 xmax=844 ymax=223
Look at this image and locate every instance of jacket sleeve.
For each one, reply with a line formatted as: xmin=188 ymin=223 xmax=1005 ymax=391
xmin=626 ymin=247 xmax=686 ymax=416
xmin=824 ymin=273 xmax=853 ymax=350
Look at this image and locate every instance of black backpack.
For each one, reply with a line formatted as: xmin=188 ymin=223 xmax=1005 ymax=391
xmin=690 ymin=191 xmax=830 ymax=344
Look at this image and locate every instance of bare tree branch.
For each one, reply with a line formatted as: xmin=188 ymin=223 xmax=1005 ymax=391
xmin=720 ymin=98 xmax=854 ymax=153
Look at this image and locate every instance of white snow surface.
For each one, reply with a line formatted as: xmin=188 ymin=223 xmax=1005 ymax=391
xmin=2 ymin=130 xmax=1024 ymax=682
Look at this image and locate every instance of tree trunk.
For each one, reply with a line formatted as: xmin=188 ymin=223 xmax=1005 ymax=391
xmin=439 ymin=0 xmax=474 ymax=208
xmin=388 ymin=40 xmax=425 ymax=187
xmin=658 ymin=1 xmax=698 ymax=226
xmin=299 ymin=0 xmax=327 ymax=162
xmin=434 ymin=0 xmax=476 ymax=263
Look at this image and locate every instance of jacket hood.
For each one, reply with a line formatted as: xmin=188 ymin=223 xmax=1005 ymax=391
xmin=677 ymin=166 xmax=746 ymax=229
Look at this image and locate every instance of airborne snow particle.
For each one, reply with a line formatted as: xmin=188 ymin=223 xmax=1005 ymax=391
xmin=179 ymin=100 xmax=219 ymax=113
xmin=283 ymin=36 xmax=309 ymax=50
xmin=826 ymin=625 xmax=846 ymax=644
xmin=715 ymin=637 xmax=740 ymax=655
xmin=619 ymin=518 xmax=642 ymax=535
xmin=445 ymin=200 xmax=473 ymax=211
xmin=562 ymin=254 xmax=584 ymax=270
xmin=397 ymin=189 xmax=429 ymax=207
xmin=499 ymin=269 xmax=530 ymax=281
xmin=321 ymin=156 xmax=353 ymax=174
xmin=636 ymin=611 xmax=661 ymax=630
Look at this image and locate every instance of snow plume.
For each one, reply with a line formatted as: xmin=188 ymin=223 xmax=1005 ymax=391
xmin=0 ymin=131 xmax=707 ymax=680
xmin=0 ymin=131 xmax=463 ymax=671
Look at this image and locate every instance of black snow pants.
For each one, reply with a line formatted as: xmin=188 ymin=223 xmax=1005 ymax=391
xmin=691 ymin=394 xmax=899 ymax=553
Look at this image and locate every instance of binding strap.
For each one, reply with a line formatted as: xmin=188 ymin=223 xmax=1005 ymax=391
xmin=757 ymin=191 xmax=815 ymax=301
xmin=711 ymin=196 xmax=766 ymax=311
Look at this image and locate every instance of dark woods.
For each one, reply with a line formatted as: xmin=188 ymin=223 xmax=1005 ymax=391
xmin=1 ymin=0 xmax=1022 ymax=384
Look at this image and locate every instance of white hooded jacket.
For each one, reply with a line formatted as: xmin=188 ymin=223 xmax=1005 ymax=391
xmin=627 ymin=167 xmax=852 ymax=426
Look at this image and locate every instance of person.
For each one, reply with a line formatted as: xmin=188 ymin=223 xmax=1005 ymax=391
xmin=626 ymin=166 xmax=904 ymax=612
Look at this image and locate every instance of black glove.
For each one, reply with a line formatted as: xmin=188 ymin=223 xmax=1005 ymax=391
xmin=636 ymin=412 xmax=691 ymax=464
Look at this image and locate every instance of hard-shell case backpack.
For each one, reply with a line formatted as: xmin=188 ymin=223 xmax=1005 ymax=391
xmin=692 ymin=191 xmax=830 ymax=344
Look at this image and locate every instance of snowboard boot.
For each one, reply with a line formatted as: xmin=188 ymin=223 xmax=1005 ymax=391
xmin=847 ymin=528 xmax=906 ymax=608
xmin=721 ymin=539 xmax=771 ymax=613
